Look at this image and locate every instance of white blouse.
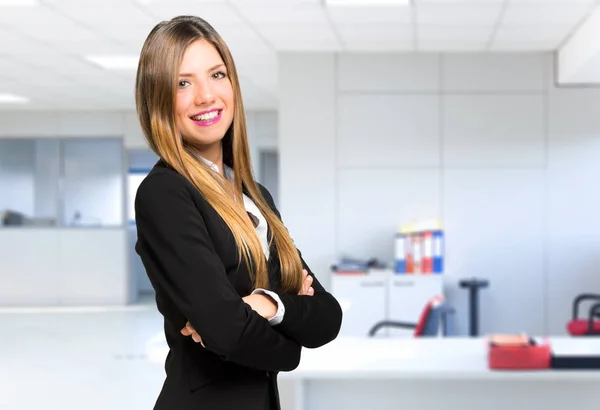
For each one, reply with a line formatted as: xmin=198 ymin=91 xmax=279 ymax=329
xmin=198 ymin=157 xmax=284 ymax=325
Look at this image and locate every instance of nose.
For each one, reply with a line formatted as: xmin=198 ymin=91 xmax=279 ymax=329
xmin=194 ymin=80 xmax=216 ymax=106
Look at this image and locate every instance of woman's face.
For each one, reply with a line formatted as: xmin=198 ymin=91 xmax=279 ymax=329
xmin=175 ymin=39 xmax=234 ymax=158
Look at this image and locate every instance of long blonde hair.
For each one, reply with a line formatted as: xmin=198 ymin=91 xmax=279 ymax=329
xmin=135 ymin=15 xmax=303 ymax=293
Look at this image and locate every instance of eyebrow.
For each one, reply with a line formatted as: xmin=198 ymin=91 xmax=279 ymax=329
xmin=179 ymin=63 xmax=225 ymax=77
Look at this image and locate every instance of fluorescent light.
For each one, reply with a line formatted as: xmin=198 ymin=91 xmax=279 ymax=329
xmin=0 ymin=93 xmax=29 ymax=104
xmin=325 ymin=0 xmax=411 ymax=5
xmin=0 ymin=0 xmax=39 ymax=5
xmin=86 ymin=55 xmax=139 ymax=70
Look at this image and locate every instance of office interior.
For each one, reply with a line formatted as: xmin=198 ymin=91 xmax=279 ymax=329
xmin=1 ymin=0 xmax=599 ymax=409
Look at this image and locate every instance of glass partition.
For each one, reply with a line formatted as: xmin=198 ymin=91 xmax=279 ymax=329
xmin=0 ymin=137 xmax=125 ymax=228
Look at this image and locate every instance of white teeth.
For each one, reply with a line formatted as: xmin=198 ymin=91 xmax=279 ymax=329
xmin=192 ymin=110 xmax=219 ymax=121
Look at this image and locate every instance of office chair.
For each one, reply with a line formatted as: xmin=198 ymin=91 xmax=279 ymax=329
xmin=368 ymin=295 xmax=454 ymax=337
xmin=566 ymin=293 xmax=600 ymax=336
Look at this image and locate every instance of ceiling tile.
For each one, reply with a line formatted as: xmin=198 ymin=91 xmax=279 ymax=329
xmin=211 ymin=22 xmax=270 ymax=46
xmin=226 ymin=40 xmax=273 ymax=60
xmin=0 ymin=4 xmax=80 ymax=27
xmin=270 ymin=39 xmax=342 ymax=51
xmin=327 ymin=5 xmax=412 ymax=24
xmin=507 ymin=0 xmax=595 ymax=4
xmin=231 ymin=1 xmax=328 ymax=24
xmin=91 ymin=24 xmax=159 ymax=52
xmin=0 ymin=27 xmax=55 ymax=56
xmin=416 ymin=0 xmax=502 ymax=3
xmin=52 ymin=38 xmax=131 ymax=55
xmin=502 ymin=3 xmax=592 ymax=25
xmin=494 ymin=26 xmax=573 ymax=46
xmin=257 ymin=24 xmax=337 ymax=46
xmin=418 ymin=25 xmax=493 ymax=41
xmin=46 ymin=1 xmax=155 ymax=25
xmin=41 ymin=0 xmax=147 ymax=5
xmin=0 ymin=57 xmax=76 ymax=87
xmin=490 ymin=41 xmax=561 ymax=51
xmin=418 ymin=40 xmax=488 ymax=51
xmin=416 ymin=3 xmax=504 ymax=26
xmin=336 ymin=23 xmax=413 ymax=42
xmin=21 ymin=23 xmax=110 ymax=43
xmin=141 ymin=1 xmax=244 ymax=25
xmin=0 ymin=76 xmax=22 ymax=95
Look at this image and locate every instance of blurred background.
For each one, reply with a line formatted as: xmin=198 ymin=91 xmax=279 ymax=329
xmin=1 ymin=0 xmax=600 ymax=409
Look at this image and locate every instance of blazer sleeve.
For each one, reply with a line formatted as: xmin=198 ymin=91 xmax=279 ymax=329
xmin=135 ymin=173 xmax=301 ymax=372
xmin=258 ymin=184 xmax=343 ymax=349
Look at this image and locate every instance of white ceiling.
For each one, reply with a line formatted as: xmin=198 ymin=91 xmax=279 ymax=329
xmin=0 ymin=0 xmax=598 ymax=111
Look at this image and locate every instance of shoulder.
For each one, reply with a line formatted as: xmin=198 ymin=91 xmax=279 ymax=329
xmin=256 ymin=183 xmax=276 ymax=208
xmin=135 ymin=161 xmax=198 ymax=212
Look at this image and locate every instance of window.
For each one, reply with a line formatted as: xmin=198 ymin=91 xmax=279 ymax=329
xmin=0 ymin=138 xmax=125 ymax=228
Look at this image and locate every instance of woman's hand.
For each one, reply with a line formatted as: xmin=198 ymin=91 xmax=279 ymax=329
xmin=181 ymin=269 xmax=315 ymax=344
xmin=181 ymin=322 xmax=204 ymax=347
xmin=299 ymin=269 xmax=314 ymax=296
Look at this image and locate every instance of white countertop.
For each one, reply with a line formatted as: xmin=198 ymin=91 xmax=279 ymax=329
xmin=280 ymin=337 xmax=600 ymax=381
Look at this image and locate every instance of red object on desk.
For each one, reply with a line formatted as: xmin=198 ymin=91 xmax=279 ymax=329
xmin=488 ymin=336 xmax=551 ymax=370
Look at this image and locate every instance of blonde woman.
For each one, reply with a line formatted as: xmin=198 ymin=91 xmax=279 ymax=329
xmin=134 ymin=15 xmax=342 ymax=410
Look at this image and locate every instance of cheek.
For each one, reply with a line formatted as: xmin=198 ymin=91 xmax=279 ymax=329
xmin=218 ymin=82 xmax=235 ymax=109
xmin=176 ymin=92 xmax=192 ymax=117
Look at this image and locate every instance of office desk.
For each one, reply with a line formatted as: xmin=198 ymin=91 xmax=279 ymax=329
xmin=279 ymin=337 xmax=600 ymax=410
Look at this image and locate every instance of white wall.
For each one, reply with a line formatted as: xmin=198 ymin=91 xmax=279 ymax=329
xmin=279 ymin=53 xmax=337 ymax=292
xmin=0 ymin=229 xmax=128 ymax=306
xmin=278 ymin=52 xmax=600 ymax=336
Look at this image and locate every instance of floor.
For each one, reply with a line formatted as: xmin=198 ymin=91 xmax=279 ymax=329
xmin=0 ymin=295 xmax=168 ymax=410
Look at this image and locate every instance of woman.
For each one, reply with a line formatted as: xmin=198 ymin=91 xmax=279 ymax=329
xmin=133 ymin=15 xmax=343 ymax=410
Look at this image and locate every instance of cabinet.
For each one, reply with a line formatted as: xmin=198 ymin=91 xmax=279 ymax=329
xmin=331 ymin=272 xmax=444 ymax=338
xmin=330 ymin=275 xmax=388 ymax=337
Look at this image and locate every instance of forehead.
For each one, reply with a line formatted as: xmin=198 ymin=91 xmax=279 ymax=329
xmin=179 ymin=39 xmax=224 ymax=72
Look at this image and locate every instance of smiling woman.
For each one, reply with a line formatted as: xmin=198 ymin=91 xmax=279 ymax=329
xmin=133 ymin=15 xmax=343 ymax=410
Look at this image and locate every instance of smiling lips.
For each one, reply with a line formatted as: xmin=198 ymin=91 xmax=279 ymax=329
xmin=190 ymin=108 xmax=222 ymax=126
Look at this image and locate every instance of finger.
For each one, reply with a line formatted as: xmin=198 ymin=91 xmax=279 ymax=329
xmin=308 ymin=287 xmax=314 ymax=296
xmin=302 ymin=280 xmax=310 ymax=295
xmin=186 ymin=322 xmax=196 ymax=333
xmin=192 ymin=333 xmax=201 ymax=343
xmin=181 ymin=327 xmax=191 ymax=336
xmin=303 ymin=275 xmax=313 ymax=294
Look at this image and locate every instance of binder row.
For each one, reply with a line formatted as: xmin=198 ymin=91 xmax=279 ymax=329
xmin=395 ymin=222 xmax=444 ymax=274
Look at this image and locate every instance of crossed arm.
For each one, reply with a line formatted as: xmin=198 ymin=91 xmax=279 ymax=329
xmin=182 ymin=270 xmax=315 ymax=345
xmin=135 ymin=173 xmax=342 ymax=372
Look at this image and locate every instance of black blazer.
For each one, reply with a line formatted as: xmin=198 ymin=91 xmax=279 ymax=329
xmin=134 ymin=160 xmax=343 ymax=410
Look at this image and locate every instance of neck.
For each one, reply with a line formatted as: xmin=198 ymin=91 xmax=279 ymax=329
xmin=194 ymin=142 xmax=223 ymax=173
